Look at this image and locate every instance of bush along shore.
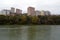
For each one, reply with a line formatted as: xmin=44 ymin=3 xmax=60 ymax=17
xmin=0 ymin=15 xmax=60 ymax=25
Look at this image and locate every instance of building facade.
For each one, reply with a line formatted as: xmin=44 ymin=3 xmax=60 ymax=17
xmin=10 ymin=7 xmax=15 ymax=13
xmin=16 ymin=9 xmax=22 ymax=14
xmin=45 ymin=11 xmax=51 ymax=16
xmin=40 ymin=10 xmax=45 ymax=16
xmin=35 ymin=10 xmax=41 ymax=16
xmin=27 ymin=7 xmax=36 ymax=16
xmin=40 ymin=10 xmax=51 ymax=16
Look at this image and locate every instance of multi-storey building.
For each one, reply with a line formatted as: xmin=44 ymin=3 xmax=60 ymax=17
xmin=16 ymin=9 xmax=22 ymax=14
xmin=45 ymin=11 xmax=51 ymax=16
xmin=10 ymin=7 xmax=15 ymax=13
xmin=35 ymin=10 xmax=41 ymax=16
xmin=27 ymin=7 xmax=36 ymax=16
xmin=10 ymin=7 xmax=16 ymax=16
xmin=40 ymin=10 xmax=45 ymax=16
xmin=40 ymin=10 xmax=51 ymax=16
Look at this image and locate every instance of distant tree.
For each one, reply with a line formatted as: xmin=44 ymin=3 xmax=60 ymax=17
xmin=31 ymin=16 xmax=39 ymax=24
xmin=20 ymin=15 xmax=27 ymax=24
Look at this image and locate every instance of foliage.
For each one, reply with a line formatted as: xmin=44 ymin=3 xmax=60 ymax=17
xmin=0 ymin=15 xmax=60 ymax=25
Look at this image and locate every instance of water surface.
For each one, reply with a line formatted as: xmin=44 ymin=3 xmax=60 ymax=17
xmin=0 ymin=25 xmax=60 ymax=40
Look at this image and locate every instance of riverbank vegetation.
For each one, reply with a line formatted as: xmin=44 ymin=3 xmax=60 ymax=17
xmin=0 ymin=15 xmax=60 ymax=25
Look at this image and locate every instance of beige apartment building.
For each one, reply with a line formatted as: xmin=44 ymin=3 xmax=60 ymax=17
xmin=16 ymin=9 xmax=22 ymax=14
xmin=27 ymin=7 xmax=36 ymax=16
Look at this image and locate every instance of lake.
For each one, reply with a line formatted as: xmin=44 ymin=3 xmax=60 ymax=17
xmin=0 ymin=25 xmax=60 ymax=40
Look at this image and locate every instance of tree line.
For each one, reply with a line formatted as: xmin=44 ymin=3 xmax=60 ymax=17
xmin=0 ymin=14 xmax=60 ymax=25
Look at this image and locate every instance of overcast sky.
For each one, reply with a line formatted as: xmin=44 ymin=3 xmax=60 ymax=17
xmin=0 ymin=0 xmax=60 ymax=14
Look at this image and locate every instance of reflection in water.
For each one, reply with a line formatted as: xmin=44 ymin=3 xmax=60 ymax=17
xmin=28 ymin=26 xmax=36 ymax=40
xmin=9 ymin=26 xmax=22 ymax=40
xmin=35 ymin=26 xmax=51 ymax=40
xmin=28 ymin=26 xmax=51 ymax=40
xmin=0 ymin=25 xmax=51 ymax=40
